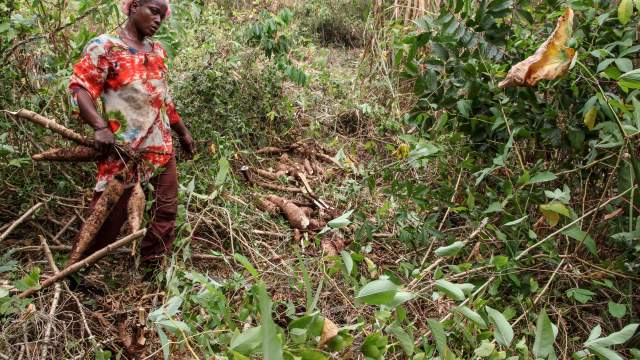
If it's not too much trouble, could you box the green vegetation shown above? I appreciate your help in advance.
[1,0,640,359]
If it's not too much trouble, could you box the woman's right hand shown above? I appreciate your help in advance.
[94,127,115,153]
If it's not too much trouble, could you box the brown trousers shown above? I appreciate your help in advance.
[84,156,178,262]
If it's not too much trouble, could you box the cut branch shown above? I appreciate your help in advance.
[19,229,146,298]
[0,202,44,242]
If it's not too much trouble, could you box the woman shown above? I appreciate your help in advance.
[68,0,194,265]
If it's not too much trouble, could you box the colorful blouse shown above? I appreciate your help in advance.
[69,33,181,192]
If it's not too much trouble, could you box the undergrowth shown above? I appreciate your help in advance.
[1,0,640,359]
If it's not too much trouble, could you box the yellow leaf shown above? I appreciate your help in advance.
[584,107,597,130]
[540,208,560,227]
[393,143,410,159]
[318,317,339,348]
[499,8,576,88]
[539,201,570,227]
[619,0,634,25]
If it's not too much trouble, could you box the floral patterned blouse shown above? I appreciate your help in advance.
[69,33,181,192]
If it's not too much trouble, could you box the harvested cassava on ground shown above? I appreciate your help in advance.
[32,145,99,162]
[266,194,310,230]
[127,182,145,232]
[300,207,313,217]
[321,234,352,256]
[308,218,326,230]
[257,198,278,213]
[303,158,314,175]
[67,177,125,265]
[253,168,282,180]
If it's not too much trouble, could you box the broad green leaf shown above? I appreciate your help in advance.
[434,241,465,257]
[619,0,634,24]
[327,209,354,229]
[486,306,514,347]
[484,201,504,214]
[434,279,465,301]
[589,344,624,360]
[566,288,595,304]
[386,291,415,308]
[608,301,627,319]
[427,319,451,357]
[562,226,597,256]
[157,326,170,360]
[539,201,570,227]
[356,278,399,305]
[361,332,387,360]
[587,325,602,342]
[526,171,557,185]
[230,326,263,354]
[454,306,487,329]
[215,157,230,186]
[0,288,8,298]
[386,324,414,356]
[234,253,260,278]
[584,107,597,130]
[156,319,191,334]
[15,268,41,292]
[475,339,495,357]
[619,69,640,89]
[533,309,556,359]
[587,323,639,347]
[340,251,353,275]
[299,350,328,360]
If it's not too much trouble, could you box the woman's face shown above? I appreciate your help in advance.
[129,0,168,37]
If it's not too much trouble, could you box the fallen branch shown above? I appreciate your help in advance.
[0,202,44,242]
[19,229,146,298]
[39,235,62,360]
[254,180,302,193]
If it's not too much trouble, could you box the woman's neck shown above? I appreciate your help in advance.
[121,21,149,51]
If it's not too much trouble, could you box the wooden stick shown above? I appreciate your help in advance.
[253,180,303,193]
[19,229,146,298]
[0,202,44,242]
[39,235,62,360]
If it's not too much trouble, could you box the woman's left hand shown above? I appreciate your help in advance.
[179,131,195,159]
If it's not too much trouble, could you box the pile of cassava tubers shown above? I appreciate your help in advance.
[247,140,353,255]
[8,109,144,267]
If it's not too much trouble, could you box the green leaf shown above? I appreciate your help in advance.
[486,306,514,347]
[587,323,639,347]
[230,326,263,355]
[356,278,399,305]
[526,171,557,185]
[215,157,230,186]
[457,100,472,118]
[562,226,597,256]
[157,326,170,360]
[619,0,634,24]
[234,253,260,278]
[608,301,627,319]
[533,309,556,359]
[386,324,414,356]
[361,332,387,360]
[589,344,624,360]
[619,69,640,89]
[453,306,487,329]
[15,268,41,292]
[255,282,283,360]
[299,350,328,360]
[340,251,353,275]
[434,279,465,301]
[434,241,465,257]
[484,201,504,214]
[427,319,451,357]
[539,201,570,227]
[566,288,595,304]
[474,339,495,357]
[386,291,415,308]
[327,209,354,229]
[504,215,528,227]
